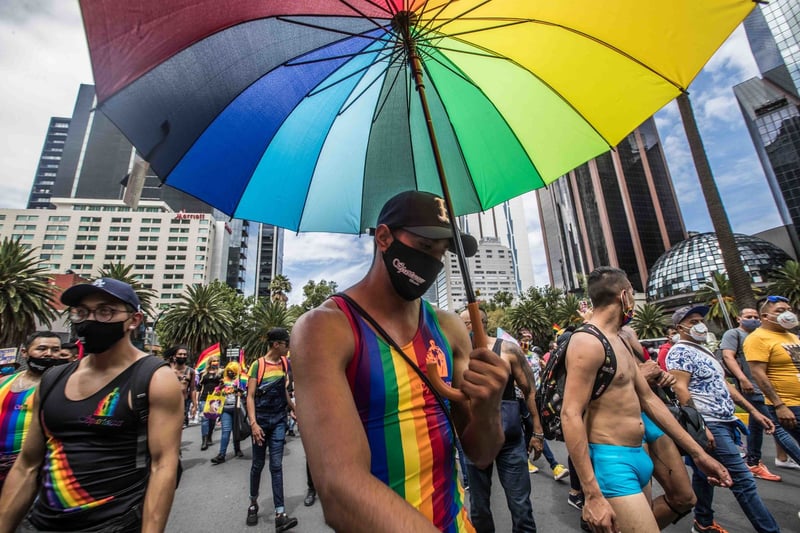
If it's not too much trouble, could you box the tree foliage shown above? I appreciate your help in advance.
[629,302,669,340]
[301,279,338,311]
[768,260,800,310]
[157,283,233,357]
[269,274,292,305]
[491,290,514,309]
[0,238,57,347]
[240,298,299,362]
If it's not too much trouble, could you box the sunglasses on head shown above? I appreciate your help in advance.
[766,295,789,303]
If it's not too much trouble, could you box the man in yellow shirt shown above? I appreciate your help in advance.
[744,295,800,468]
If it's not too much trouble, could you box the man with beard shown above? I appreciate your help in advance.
[0,278,183,533]
[291,191,510,532]
[0,332,68,492]
[168,345,197,428]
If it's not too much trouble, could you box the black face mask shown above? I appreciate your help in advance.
[75,320,127,354]
[382,238,443,301]
[175,358,187,365]
[27,357,70,374]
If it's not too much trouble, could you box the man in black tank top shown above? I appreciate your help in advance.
[460,309,542,533]
[0,278,184,533]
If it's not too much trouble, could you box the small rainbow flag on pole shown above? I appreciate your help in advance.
[195,342,221,374]
[552,323,565,336]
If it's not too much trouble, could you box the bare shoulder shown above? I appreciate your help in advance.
[148,364,183,398]
[291,299,355,368]
[564,328,606,369]
[433,307,471,352]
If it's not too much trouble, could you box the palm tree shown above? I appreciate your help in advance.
[157,283,234,356]
[695,271,738,330]
[96,262,157,317]
[630,302,668,340]
[240,298,298,362]
[768,260,800,309]
[269,274,292,305]
[506,297,550,350]
[676,93,756,310]
[0,238,58,347]
[555,294,582,327]
[491,290,514,309]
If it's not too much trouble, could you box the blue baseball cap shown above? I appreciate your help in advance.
[671,305,709,326]
[61,278,141,311]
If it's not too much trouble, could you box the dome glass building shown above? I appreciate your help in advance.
[646,232,791,305]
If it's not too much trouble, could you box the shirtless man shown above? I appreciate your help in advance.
[459,308,543,532]
[562,267,730,533]
[291,191,509,532]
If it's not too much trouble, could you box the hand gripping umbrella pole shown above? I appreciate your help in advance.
[395,12,486,404]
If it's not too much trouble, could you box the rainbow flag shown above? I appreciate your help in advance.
[238,350,249,389]
[195,343,221,373]
[496,328,519,345]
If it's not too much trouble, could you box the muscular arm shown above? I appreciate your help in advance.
[749,362,782,407]
[438,311,507,468]
[721,349,750,386]
[291,305,439,532]
[561,333,606,498]
[0,389,46,533]
[142,366,184,533]
[502,342,543,437]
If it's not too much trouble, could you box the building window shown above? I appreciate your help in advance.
[47,215,70,222]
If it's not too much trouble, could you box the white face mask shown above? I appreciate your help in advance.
[776,311,799,330]
[670,334,681,344]
[684,322,708,342]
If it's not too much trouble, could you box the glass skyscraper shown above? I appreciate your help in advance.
[734,1,800,256]
[537,118,686,293]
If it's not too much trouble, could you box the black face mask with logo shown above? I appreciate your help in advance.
[75,320,127,354]
[27,357,70,374]
[382,238,443,301]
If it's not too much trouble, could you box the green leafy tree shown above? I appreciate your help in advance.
[555,294,582,327]
[269,274,292,305]
[695,271,739,330]
[241,298,299,362]
[157,283,233,357]
[301,279,338,311]
[208,280,250,346]
[506,297,550,350]
[491,290,514,309]
[0,238,57,347]
[96,262,157,318]
[629,302,669,340]
[768,260,800,309]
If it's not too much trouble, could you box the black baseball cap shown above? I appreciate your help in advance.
[61,278,141,311]
[267,327,290,343]
[372,191,478,257]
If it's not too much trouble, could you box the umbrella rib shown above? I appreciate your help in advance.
[334,0,396,32]
[371,52,407,125]
[417,0,493,37]
[308,45,396,98]
[414,0,458,34]
[287,47,395,67]
[339,50,403,116]
[275,16,391,44]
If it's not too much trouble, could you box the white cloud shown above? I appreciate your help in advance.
[703,25,759,81]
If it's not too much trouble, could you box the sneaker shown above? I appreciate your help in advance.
[304,489,316,507]
[275,512,298,532]
[246,504,258,526]
[692,520,729,533]
[748,462,782,482]
[552,463,569,481]
[775,457,800,470]
[235,450,244,458]
[528,461,539,473]
[567,491,584,511]
[210,454,226,465]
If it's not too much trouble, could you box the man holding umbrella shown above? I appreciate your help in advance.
[291,191,510,532]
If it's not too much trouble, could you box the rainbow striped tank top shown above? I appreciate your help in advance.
[0,373,36,459]
[333,296,473,533]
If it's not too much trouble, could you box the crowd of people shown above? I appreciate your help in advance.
[0,191,798,532]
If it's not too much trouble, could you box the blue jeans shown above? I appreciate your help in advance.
[745,393,767,465]
[217,408,240,456]
[691,421,779,533]
[199,401,215,438]
[466,434,536,533]
[250,412,288,513]
[541,441,558,470]
[766,405,800,465]
[455,438,469,486]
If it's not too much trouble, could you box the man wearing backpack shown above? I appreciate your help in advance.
[0,278,184,533]
[561,267,732,533]
[245,327,297,531]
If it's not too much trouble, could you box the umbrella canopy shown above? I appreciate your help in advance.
[79,0,755,234]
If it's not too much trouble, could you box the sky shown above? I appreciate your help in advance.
[0,1,784,305]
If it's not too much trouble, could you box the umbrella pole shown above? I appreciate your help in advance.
[398,16,488,403]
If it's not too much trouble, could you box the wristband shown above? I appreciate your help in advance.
[773,403,786,409]
[532,432,544,439]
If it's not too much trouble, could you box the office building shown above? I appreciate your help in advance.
[536,118,687,293]
[1,199,231,310]
[27,118,71,209]
[734,3,800,256]
[255,224,285,300]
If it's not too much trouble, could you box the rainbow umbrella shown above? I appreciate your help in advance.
[79,1,755,374]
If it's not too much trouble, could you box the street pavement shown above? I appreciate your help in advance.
[167,422,800,532]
